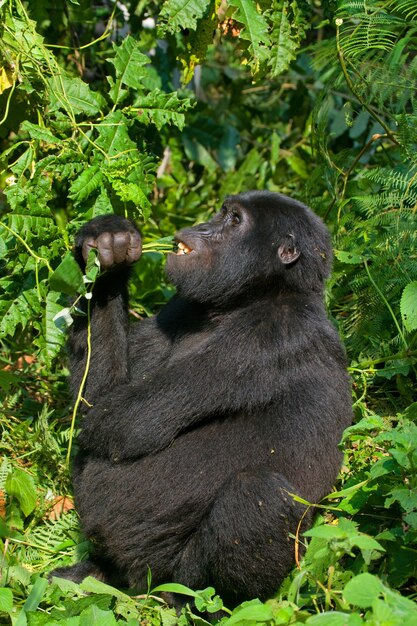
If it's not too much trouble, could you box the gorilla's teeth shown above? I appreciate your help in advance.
[177,242,192,255]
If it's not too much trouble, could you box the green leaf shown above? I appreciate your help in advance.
[0,289,40,338]
[0,235,7,258]
[306,612,363,625]
[159,0,210,33]
[44,291,68,359]
[228,0,271,73]
[22,577,48,612]
[304,524,346,539]
[92,188,113,217]
[351,535,385,552]
[48,75,106,116]
[49,253,85,296]
[334,250,364,264]
[79,605,117,626]
[96,110,137,157]
[269,2,301,76]
[152,582,198,597]
[325,480,368,500]
[20,121,62,144]
[226,599,274,624]
[68,165,103,203]
[107,35,150,104]
[400,281,417,331]
[0,588,13,614]
[132,90,192,131]
[80,576,131,601]
[343,573,383,608]
[6,466,37,517]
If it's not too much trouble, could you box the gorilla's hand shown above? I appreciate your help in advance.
[75,215,142,271]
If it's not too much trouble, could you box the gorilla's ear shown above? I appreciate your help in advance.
[278,235,300,265]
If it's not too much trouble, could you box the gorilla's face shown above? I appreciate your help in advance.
[165,191,331,304]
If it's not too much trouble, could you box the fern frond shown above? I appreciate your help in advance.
[388,0,417,20]
[337,1,405,59]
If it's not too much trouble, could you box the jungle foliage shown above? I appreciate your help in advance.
[0,0,416,624]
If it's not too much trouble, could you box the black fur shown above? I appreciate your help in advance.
[53,191,352,606]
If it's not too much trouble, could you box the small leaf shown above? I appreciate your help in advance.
[334,250,364,264]
[0,235,7,258]
[400,281,417,331]
[0,588,13,614]
[85,249,100,282]
[304,524,346,539]
[152,582,198,597]
[0,66,14,94]
[325,480,368,500]
[52,307,74,331]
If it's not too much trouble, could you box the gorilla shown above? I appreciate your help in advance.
[53,191,352,607]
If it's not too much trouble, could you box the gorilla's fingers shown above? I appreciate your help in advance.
[127,231,142,264]
[96,232,115,269]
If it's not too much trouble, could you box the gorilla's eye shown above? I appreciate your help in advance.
[229,211,241,225]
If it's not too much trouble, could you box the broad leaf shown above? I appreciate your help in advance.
[6,466,37,517]
[132,90,192,130]
[69,165,103,203]
[48,75,106,116]
[107,36,150,104]
[228,0,271,73]
[96,111,137,157]
[401,281,417,331]
[49,253,85,296]
[159,0,210,33]
[343,573,383,608]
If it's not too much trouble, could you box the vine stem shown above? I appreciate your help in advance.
[0,221,53,273]
[66,295,92,467]
[335,20,398,145]
[0,79,16,127]
[350,349,417,370]
[363,259,407,349]
[337,133,386,223]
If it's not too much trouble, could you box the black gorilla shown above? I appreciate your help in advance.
[54,191,352,605]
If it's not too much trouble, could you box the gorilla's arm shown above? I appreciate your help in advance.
[77,330,272,461]
[76,311,334,462]
[69,216,169,407]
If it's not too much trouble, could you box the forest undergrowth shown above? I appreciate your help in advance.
[0,1,416,624]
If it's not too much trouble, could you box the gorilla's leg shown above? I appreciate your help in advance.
[50,556,127,587]
[174,470,308,607]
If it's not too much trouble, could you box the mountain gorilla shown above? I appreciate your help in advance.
[53,191,352,606]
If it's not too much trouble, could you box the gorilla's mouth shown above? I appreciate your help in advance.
[175,240,193,255]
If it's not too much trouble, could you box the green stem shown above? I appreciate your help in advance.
[66,295,92,467]
[350,349,417,370]
[0,79,16,126]
[0,221,53,273]
[363,259,407,349]
[335,21,398,145]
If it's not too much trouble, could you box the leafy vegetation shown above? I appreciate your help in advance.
[0,0,416,624]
